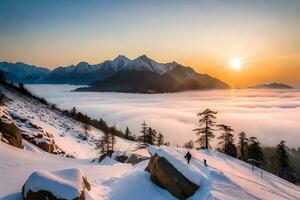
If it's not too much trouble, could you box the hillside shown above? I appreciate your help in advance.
[1,142,300,199]
[0,84,138,158]
[0,84,299,199]
[75,70,179,93]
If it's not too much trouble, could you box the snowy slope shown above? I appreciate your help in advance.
[149,146,300,200]
[1,141,300,200]
[0,141,136,200]
[1,85,139,158]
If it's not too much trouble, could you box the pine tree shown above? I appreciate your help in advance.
[193,108,217,149]
[156,132,164,146]
[139,121,148,148]
[273,141,289,178]
[238,131,248,161]
[248,137,264,166]
[145,127,157,145]
[125,126,131,139]
[217,124,237,157]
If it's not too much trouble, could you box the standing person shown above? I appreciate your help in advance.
[185,151,192,164]
[204,159,207,167]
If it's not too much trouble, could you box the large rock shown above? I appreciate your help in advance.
[22,168,90,200]
[127,154,148,165]
[0,108,23,148]
[115,153,148,165]
[146,153,199,200]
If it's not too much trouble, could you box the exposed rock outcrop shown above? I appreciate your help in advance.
[146,153,199,200]
[9,111,73,157]
[22,168,90,200]
[0,108,23,148]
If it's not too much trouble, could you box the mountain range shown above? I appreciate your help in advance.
[0,55,230,93]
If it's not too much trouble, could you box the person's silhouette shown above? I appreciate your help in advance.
[184,151,192,164]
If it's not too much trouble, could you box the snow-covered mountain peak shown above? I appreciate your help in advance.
[73,62,93,73]
[113,55,130,63]
[136,54,151,61]
[126,55,174,74]
[111,55,131,69]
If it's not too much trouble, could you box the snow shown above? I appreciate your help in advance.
[40,55,176,78]
[1,139,300,200]
[23,140,44,153]
[1,85,300,200]
[148,146,300,200]
[0,141,134,199]
[148,146,202,185]
[124,55,175,74]
[99,156,120,165]
[0,61,50,78]
[23,168,85,199]
[1,85,138,158]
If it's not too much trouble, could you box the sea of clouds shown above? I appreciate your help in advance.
[27,84,300,148]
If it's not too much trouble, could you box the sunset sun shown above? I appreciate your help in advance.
[1,0,300,198]
[229,58,242,70]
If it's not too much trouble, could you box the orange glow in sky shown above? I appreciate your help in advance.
[1,0,300,88]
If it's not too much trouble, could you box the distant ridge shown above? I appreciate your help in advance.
[249,82,293,89]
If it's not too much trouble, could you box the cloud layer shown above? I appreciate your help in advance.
[27,85,300,148]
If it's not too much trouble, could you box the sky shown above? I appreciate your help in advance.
[1,0,300,88]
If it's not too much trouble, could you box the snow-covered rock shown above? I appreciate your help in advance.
[146,152,199,199]
[22,168,90,200]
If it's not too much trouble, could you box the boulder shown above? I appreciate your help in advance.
[0,109,23,148]
[115,153,148,165]
[146,153,199,200]
[115,154,128,163]
[127,154,148,165]
[22,168,90,200]
[0,131,9,144]
[38,141,55,153]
